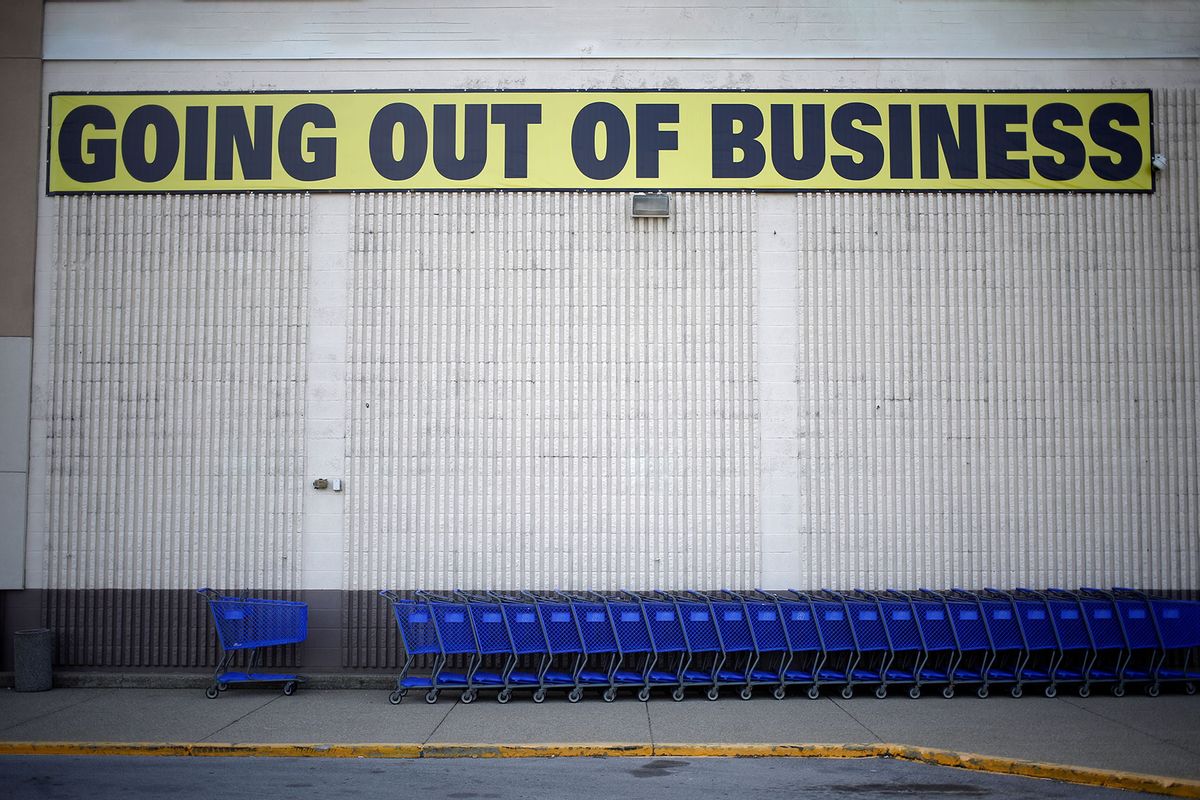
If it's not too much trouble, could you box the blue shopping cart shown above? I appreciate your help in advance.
[803,590,861,698]
[489,591,576,703]
[198,588,306,699]
[628,591,692,701]
[1149,595,1200,694]
[854,589,926,699]
[731,590,793,700]
[558,591,626,702]
[904,590,966,698]
[774,590,826,699]
[381,590,468,704]
[665,590,727,700]
[528,592,608,703]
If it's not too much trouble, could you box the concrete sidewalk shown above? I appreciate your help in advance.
[2,687,1198,782]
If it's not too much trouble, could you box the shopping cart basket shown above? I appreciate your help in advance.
[198,588,306,699]
[381,590,468,704]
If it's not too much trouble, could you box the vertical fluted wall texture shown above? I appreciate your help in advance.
[45,194,308,665]
[796,88,1199,590]
[347,192,759,593]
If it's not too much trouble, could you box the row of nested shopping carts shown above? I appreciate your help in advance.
[380,588,1200,704]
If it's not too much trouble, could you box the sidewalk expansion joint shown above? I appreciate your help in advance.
[829,697,883,742]
[2,741,1198,798]
[1060,697,1200,759]
[198,694,282,743]
[421,696,459,746]
[0,689,115,735]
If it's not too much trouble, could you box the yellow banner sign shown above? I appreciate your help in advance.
[48,90,1153,194]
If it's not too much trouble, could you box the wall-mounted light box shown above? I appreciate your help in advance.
[630,193,672,218]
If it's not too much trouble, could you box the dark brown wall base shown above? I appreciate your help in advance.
[3,587,1198,672]
[0,589,378,671]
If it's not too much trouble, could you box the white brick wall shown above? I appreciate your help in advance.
[345,192,759,591]
[38,195,307,591]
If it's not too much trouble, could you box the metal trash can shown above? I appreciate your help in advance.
[14,628,53,692]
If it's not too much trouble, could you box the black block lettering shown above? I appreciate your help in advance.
[121,105,180,183]
[635,104,679,179]
[830,103,884,181]
[491,104,542,179]
[215,106,272,181]
[278,103,336,181]
[571,102,630,180]
[433,104,487,181]
[711,104,764,179]
[369,103,428,181]
[1089,103,1142,182]
[1031,103,1085,182]
[984,104,1029,180]
[772,104,826,181]
[58,104,117,183]
[184,107,209,181]
[919,104,978,180]
[888,104,913,180]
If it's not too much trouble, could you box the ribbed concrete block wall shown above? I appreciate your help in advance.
[347,192,759,593]
[790,88,1199,591]
[43,194,308,665]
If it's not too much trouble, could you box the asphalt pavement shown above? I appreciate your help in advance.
[0,754,1168,800]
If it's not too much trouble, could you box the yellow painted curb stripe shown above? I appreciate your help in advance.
[1,741,1198,797]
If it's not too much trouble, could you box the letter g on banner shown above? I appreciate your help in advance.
[59,105,118,183]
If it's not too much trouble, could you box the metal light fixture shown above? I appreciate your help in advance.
[630,193,672,218]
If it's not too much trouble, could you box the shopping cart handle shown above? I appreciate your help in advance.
[379,589,402,602]
[196,588,220,600]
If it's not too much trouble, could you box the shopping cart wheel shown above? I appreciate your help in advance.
[773,686,786,701]
[205,685,220,700]
[568,688,583,704]
[1010,686,1023,699]
[497,689,513,704]
[217,683,228,692]
[908,686,921,700]
[602,688,617,703]
[1147,684,1160,698]
[942,686,955,699]
[637,687,651,702]
[806,685,820,700]
[461,689,477,704]
[840,686,853,700]
[1077,685,1090,698]
[1186,683,1196,696]
[874,686,887,700]
[672,687,686,702]
[739,687,753,701]
[1043,685,1057,699]
[533,688,547,704]
[706,688,719,701]
[424,689,439,704]
[282,681,297,696]
[1112,685,1125,698]
[388,689,404,705]
[976,686,989,699]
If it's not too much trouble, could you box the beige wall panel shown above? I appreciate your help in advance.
[42,195,308,591]
[347,192,758,591]
[43,1,1200,61]
[0,59,42,337]
[0,0,42,59]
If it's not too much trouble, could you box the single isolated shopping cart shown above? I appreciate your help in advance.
[198,588,307,699]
